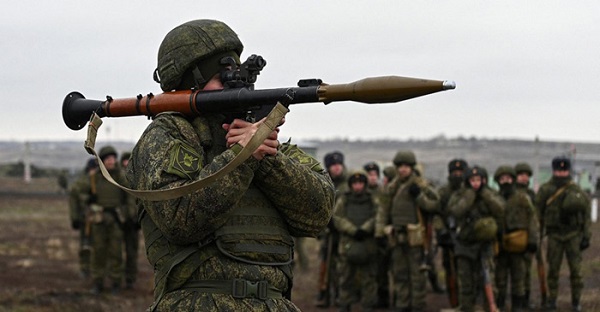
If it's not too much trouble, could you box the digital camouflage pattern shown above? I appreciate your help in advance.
[126,112,334,311]
[495,183,538,310]
[332,190,379,310]
[447,187,505,312]
[535,176,591,306]
[375,172,440,311]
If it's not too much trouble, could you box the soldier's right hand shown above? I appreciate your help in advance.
[580,237,590,250]
[71,220,81,230]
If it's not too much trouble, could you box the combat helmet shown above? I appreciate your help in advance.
[514,162,533,176]
[154,19,244,92]
[393,150,416,167]
[493,165,516,183]
[363,162,380,176]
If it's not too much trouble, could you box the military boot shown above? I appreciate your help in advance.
[315,290,330,308]
[338,305,350,312]
[544,300,557,311]
[111,280,121,295]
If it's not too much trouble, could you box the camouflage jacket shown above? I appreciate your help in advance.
[127,113,335,311]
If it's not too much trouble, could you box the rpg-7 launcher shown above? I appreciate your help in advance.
[62,54,455,130]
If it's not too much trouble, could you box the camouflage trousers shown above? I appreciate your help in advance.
[546,232,584,303]
[90,213,123,283]
[336,256,378,309]
[390,244,426,311]
[456,255,496,312]
[495,250,527,305]
[78,224,92,274]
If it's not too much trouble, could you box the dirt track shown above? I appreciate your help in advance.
[1,184,599,311]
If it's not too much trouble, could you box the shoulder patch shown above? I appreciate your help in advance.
[280,143,324,172]
[166,140,202,179]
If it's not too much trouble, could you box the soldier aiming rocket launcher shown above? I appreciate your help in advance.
[62,54,456,131]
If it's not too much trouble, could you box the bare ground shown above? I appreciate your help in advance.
[1,177,599,311]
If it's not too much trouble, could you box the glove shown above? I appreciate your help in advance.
[87,194,97,204]
[580,237,590,251]
[408,183,421,198]
[354,229,370,241]
[71,220,81,230]
[526,242,538,253]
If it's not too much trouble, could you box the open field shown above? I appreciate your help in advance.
[1,177,599,311]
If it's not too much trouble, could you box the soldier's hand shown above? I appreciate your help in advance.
[223,118,280,160]
[71,220,81,230]
[354,229,370,241]
[408,183,421,198]
[580,237,590,251]
[526,242,537,253]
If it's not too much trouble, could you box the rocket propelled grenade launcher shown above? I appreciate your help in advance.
[63,55,455,130]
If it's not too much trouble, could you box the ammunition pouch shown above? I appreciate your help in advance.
[343,239,377,265]
[406,223,426,247]
[502,229,528,253]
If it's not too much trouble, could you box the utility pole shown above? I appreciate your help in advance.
[24,141,31,184]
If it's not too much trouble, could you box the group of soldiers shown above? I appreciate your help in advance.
[68,146,141,295]
[314,150,592,312]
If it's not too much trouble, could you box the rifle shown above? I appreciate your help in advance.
[537,219,548,306]
[62,55,455,130]
[316,230,334,307]
[446,216,459,307]
[481,243,498,312]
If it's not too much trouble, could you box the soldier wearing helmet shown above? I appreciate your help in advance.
[332,170,380,312]
[535,157,591,312]
[435,158,468,307]
[447,166,505,312]
[513,162,537,308]
[75,145,129,294]
[375,150,440,312]
[126,20,335,311]
[493,165,538,311]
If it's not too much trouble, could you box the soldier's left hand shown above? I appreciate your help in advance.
[408,183,421,198]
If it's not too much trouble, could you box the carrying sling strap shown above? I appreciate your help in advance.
[83,103,289,201]
[545,181,575,206]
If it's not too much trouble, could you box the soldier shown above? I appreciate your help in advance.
[447,166,505,312]
[333,170,379,312]
[375,150,440,312]
[536,157,591,312]
[514,162,537,308]
[68,157,98,279]
[126,19,335,311]
[493,166,538,312]
[436,158,468,308]
[77,146,128,294]
[315,151,348,308]
[120,151,139,289]
[363,161,390,308]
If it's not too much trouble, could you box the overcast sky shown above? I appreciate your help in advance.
[1,0,599,144]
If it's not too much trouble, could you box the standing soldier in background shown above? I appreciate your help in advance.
[363,161,390,308]
[69,158,98,279]
[316,151,348,308]
[78,146,128,294]
[333,170,380,312]
[436,158,468,308]
[447,166,505,312]
[536,157,591,312]
[514,162,539,308]
[120,151,139,289]
[493,166,538,312]
[376,150,440,312]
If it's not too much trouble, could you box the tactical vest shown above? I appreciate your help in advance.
[390,181,418,227]
[93,170,126,208]
[345,193,376,227]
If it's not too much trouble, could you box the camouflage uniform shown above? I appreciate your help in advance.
[514,162,537,307]
[436,159,468,308]
[77,151,128,293]
[375,151,440,312]
[127,112,335,311]
[68,158,97,278]
[447,167,505,312]
[333,172,379,312]
[493,166,538,311]
[535,157,591,311]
